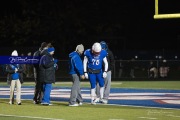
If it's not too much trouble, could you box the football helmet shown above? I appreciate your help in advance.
[92,42,102,56]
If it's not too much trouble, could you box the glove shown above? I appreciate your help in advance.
[15,68,18,73]
[54,59,58,63]
[80,75,85,80]
[103,72,107,78]
[84,73,88,79]
[54,63,58,70]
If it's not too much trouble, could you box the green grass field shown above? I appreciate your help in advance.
[0,81,180,120]
[2,80,179,89]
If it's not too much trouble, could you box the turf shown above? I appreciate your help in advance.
[11,81,180,89]
[1,99,180,120]
[0,81,180,120]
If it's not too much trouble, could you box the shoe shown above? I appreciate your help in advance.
[91,99,96,105]
[78,102,83,106]
[33,101,40,104]
[94,98,100,103]
[103,100,108,104]
[69,104,79,107]
[41,102,49,106]
[100,99,108,104]
[17,102,22,105]
[9,101,12,105]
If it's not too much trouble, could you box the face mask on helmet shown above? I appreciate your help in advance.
[92,51,100,56]
[92,42,102,56]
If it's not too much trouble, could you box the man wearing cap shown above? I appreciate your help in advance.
[96,41,115,104]
[39,46,56,105]
[68,44,85,106]
[6,50,24,105]
[83,42,108,105]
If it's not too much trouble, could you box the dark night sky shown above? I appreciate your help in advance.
[0,0,180,59]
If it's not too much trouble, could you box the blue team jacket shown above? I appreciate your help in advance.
[68,51,84,75]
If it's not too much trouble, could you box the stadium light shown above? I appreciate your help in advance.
[135,55,138,59]
[158,56,162,59]
[175,56,178,59]
[155,55,158,59]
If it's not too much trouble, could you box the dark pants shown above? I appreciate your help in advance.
[33,81,43,103]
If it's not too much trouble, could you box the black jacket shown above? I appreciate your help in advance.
[39,53,55,84]
[33,48,43,81]
[33,49,41,70]
[106,49,115,72]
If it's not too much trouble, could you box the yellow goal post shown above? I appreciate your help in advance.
[154,0,180,19]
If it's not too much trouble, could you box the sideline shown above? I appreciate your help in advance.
[1,85,180,109]
[0,114,64,120]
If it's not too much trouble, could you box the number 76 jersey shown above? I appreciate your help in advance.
[84,49,107,70]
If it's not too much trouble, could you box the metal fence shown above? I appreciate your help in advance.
[113,60,180,80]
[53,59,180,80]
[1,60,180,80]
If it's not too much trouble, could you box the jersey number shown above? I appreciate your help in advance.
[92,59,100,65]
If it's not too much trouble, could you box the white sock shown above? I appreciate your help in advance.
[100,87,104,99]
[91,88,96,101]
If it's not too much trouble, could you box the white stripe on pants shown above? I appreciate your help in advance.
[10,79,21,103]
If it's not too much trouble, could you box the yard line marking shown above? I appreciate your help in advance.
[0,114,64,120]
[167,114,180,117]
[139,117,157,119]
[98,103,180,110]
[109,119,125,120]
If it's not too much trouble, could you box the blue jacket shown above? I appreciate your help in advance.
[68,51,84,75]
[6,64,24,83]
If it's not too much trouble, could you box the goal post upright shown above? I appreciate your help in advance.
[153,0,180,19]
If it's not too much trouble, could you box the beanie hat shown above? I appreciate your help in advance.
[11,50,18,56]
[47,47,55,53]
[76,44,84,53]
[100,41,108,50]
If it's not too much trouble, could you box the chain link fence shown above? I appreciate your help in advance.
[113,60,180,80]
[1,60,180,80]
[53,59,180,80]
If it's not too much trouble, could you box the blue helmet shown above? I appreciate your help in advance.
[100,41,108,50]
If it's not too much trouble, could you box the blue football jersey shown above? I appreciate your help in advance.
[84,49,107,70]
